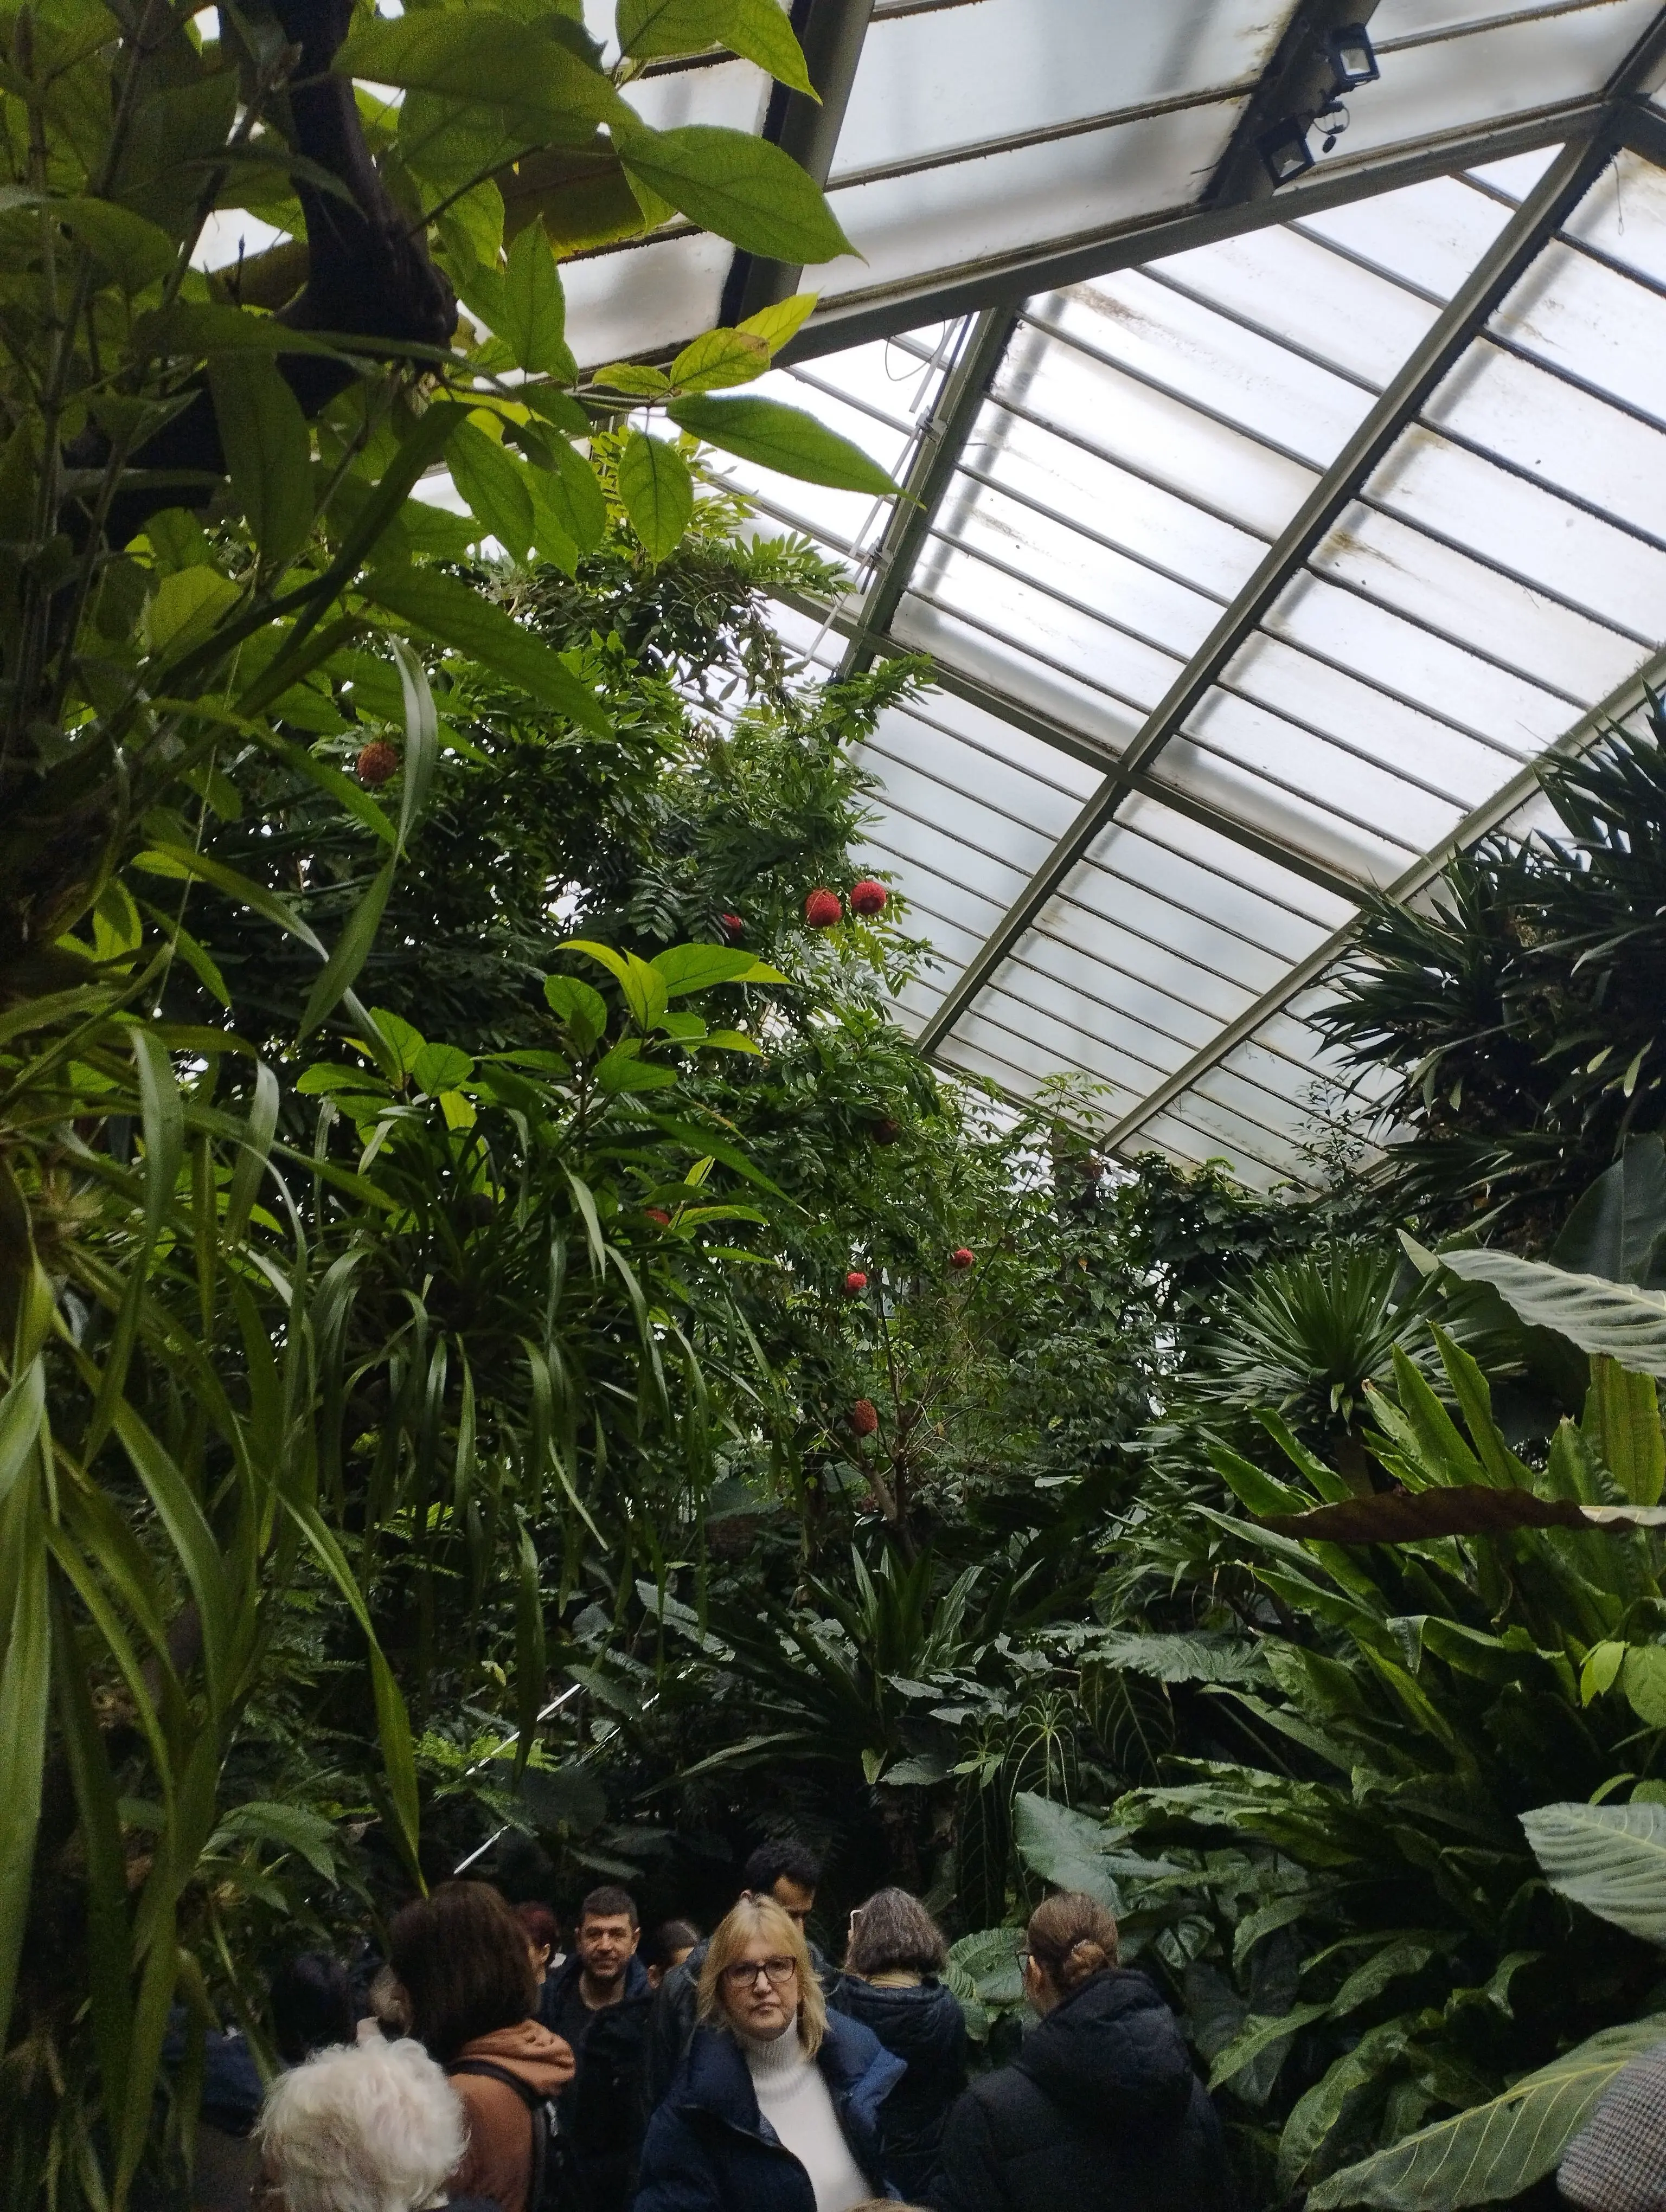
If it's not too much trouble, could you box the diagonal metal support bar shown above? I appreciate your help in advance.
[837,304,1021,676]
[1100,639,1666,1159]
[1206,0,1383,211]
[722,0,875,326]
[913,127,1623,1059]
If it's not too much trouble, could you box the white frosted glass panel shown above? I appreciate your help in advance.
[863,727,1085,843]
[1118,793,1357,931]
[1493,241,1666,427]
[1065,861,1293,992]
[862,749,1065,876]
[881,687,1104,803]
[1175,1081,1316,1167]
[1311,502,1638,703]
[995,333,1316,539]
[1295,173,1513,300]
[1139,1101,1297,1180]
[1369,429,1666,640]
[786,339,952,437]
[1463,147,1564,198]
[927,490,1220,665]
[1223,631,1521,798]
[620,59,769,133]
[856,847,998,954]
[1180,689,1462,845]
[1151,224,1438,388]
[1332,2,1658,160]
[985,973,1187,1082]
[833,0,1281,178]
[1026,908,1251,1027]
[1153,735,1427,886]
[862,804,1027,912]
[967,403,1266,603]
[810,105,1242,305]
[949,1013,1127,1101]
[1428,344,1666,542]
[1035,273,1374,467]
[935,1033,1054,1106]
[972,987,1174,1094]
[999,950,1218,1055]
[1211,1037,1338,1119]
[1265,571,1570,751]
[1377,0,1594,35]
[562,232,729,372]
[892,594,1148,755]
[1564,150,1666,291]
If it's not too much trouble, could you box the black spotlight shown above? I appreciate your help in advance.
[1328,23,1380,89]
[1259,117,1315,189]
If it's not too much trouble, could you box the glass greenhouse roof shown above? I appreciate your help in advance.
[560,1,1666,1189]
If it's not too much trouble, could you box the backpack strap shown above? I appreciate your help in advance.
[445,2060,549,2209]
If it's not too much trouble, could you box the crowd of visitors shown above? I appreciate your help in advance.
[228,1842,1258,2212]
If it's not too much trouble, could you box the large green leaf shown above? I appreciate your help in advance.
[618,0,814,91]
[336,10,627,132]
[1521,1801,1666,1944]
[208,355,312,572]
[502,220,575,380]
[1440,1250,1666,1378]
[668,394,896,493]
[617,430,693,563]
[1553,1136,1666,1286]
[616,123,853,263]
[1011,1791,1122,1911]
[1309,2016,1666,2210]
[448,421,536,562]
[364,568,607,733]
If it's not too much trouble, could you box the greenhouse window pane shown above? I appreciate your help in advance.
[996,950,1219,1057]
[808,104,1242,306]
[971,985,1176,1094]
[891,591,1150,757]
[861,802,1028,916]
[1563,148,1666,291]
[1115,793,1357,935]
[1152,730,1434,888]
[1026,903,1255,1030]
[1366,429,1666,642]
[861,748,1073,879]
[1491,239,1666,430]
[1177,690,1465,846]
[563,232,730,375]
[1150,223,1440,388]
[1293,172,1516,300]
[871,683,1105,802]
[830,0,1281,181]
[1310,501,1640,703]
[618,56,769,133]
[1264,570,1575,752]
[1030,273,1376,469]
[992,330,1318,541]
[1426,342,1666,543]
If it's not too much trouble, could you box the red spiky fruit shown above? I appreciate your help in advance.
[872,1116,900,1147]
[950,1246,975,1269]
[844,1270,868,1295]
[356,738,399,787]
[850,1398,879,1438]
[721,912,744,935]
[804,888,842,929]
[850,878,887,916]
[645,1207,671,1227]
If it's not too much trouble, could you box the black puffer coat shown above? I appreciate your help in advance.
[929,1970,1234,2212]
[830,1976,967,2200]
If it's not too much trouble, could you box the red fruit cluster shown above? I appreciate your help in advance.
[804,888,842,929]
[844,1270,868,1295]
[644,1207,671,1227]
[850,1398,879,1438]
[720,912,744,936]
[950,1246,975,1269]
[850,878,888,916]
[356,739,399,788]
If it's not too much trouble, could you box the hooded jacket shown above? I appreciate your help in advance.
[633,2010,904,2212]
[929,1970,1234,2212]
[830,1975,967,2200]
[446,2020,575,2212]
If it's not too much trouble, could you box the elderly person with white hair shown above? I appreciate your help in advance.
[254,2036,494,2212]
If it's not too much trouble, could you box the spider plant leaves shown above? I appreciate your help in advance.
[1308,2015,1666,2210]
[1521,1801,1666,1946]
[0,1470,50,2056]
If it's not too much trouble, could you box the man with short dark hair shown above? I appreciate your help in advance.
[539,1886,652,2212]
[644,1837,830,2103]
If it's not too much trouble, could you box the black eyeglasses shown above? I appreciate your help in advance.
[1014,1948,1032,1971]
[722,1956,797,1991]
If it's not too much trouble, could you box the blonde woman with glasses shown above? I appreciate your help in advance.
[634,1896,903,2212]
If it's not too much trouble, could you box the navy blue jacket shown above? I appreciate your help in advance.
[634,2011,904,2212]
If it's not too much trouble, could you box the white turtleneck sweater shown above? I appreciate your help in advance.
[741,2022,871,2212]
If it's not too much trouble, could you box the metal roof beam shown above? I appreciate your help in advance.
[721,0,875,326]
[1205,0,1383,211]
[1100,640,1666,1158]
[912,126,1622,1059]
[836,304,1021,675]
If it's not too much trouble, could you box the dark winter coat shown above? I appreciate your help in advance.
[830,1975,967,2200]
[633,2010,904,2212]
[537,1956,654,2212]
[929,1970,1234,2212]
[645,1938,834,2106]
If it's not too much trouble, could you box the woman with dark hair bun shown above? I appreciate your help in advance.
[930,1893,1233,2212]
[832,1889,965,2201]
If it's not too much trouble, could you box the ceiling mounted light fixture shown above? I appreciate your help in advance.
[1259,117,1315,188]
[1327,23,1380,90]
